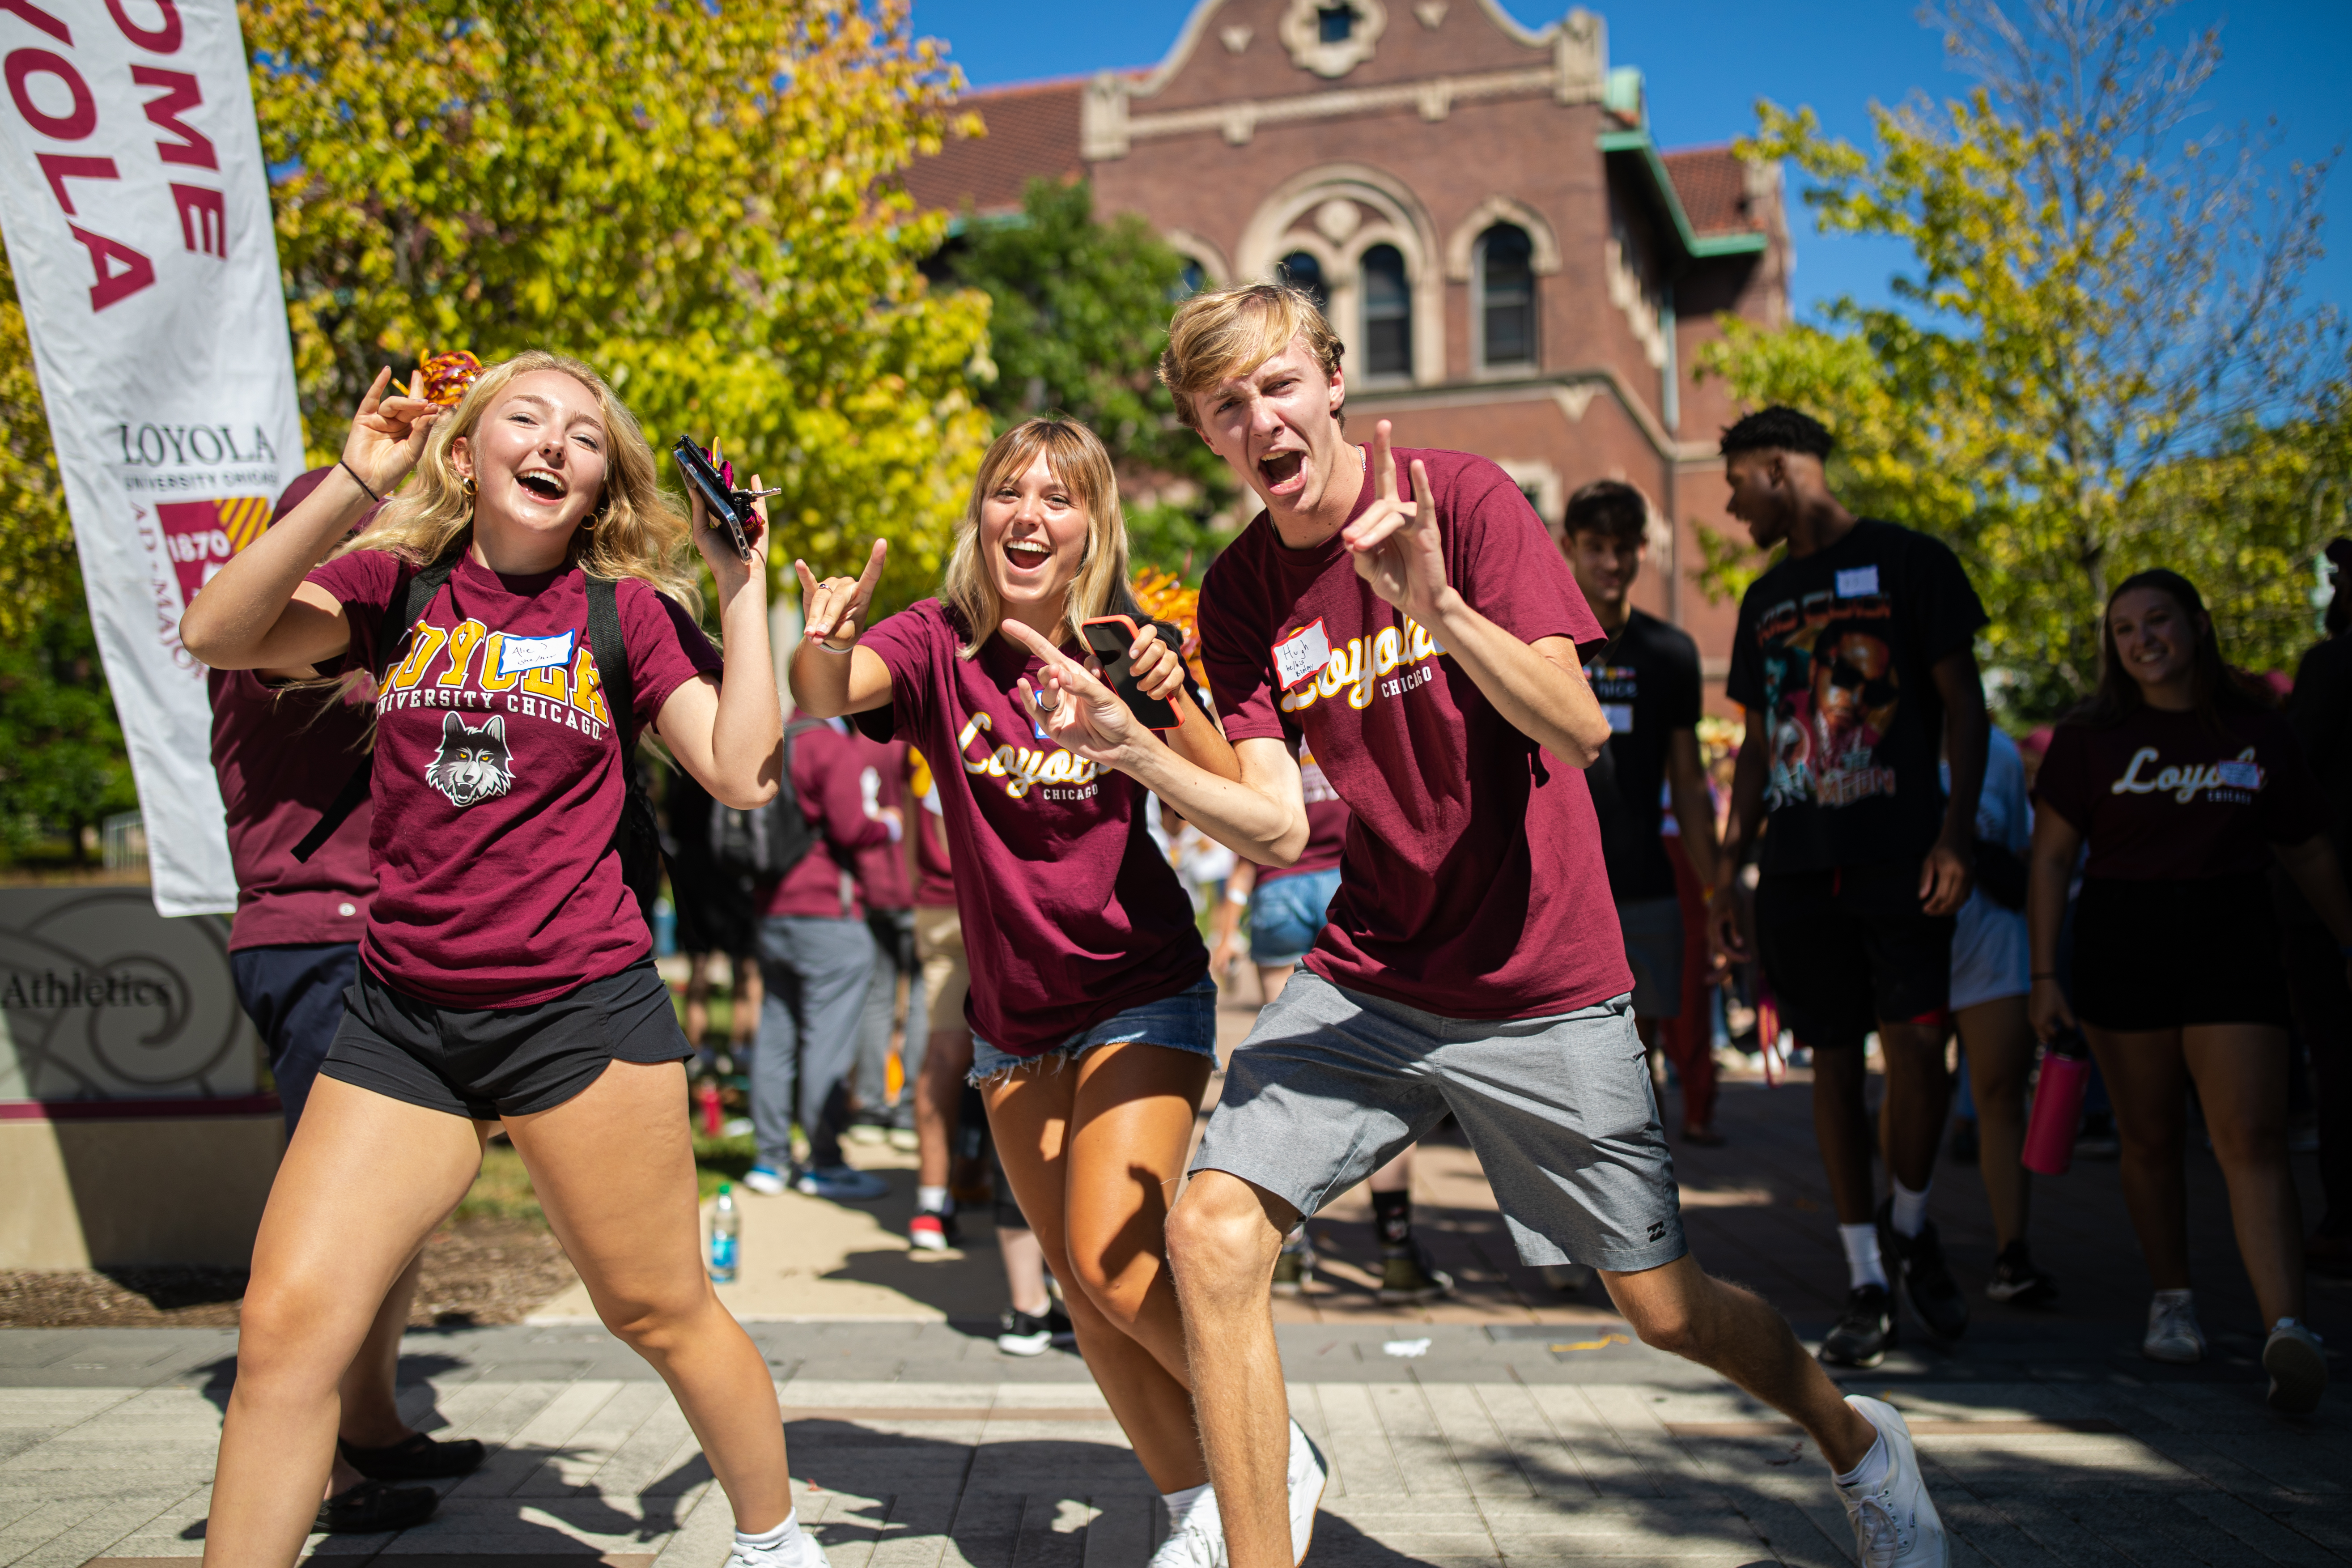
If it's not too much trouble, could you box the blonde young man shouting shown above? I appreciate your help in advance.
[1004,284,1950,1568]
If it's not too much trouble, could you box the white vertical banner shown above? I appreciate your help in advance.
[0,0,301,916]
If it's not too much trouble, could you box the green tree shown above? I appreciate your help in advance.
[0,605,137,863]
[0,249,77,646]
[246,0,994,607]
[1700,0,2345,715]
[945,177,1236,581]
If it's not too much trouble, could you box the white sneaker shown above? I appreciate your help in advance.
[2263,1319,2327,1414]
[1147,1502,1227,1568]
[726,1525,830,1568]
[1837,1396,1947,1568]
[742,1164,787,1197]
[2143,1292,2206,1364]
[1285,1417,1325,1564]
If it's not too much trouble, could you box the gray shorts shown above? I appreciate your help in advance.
[1617,895,1686,1020]
[1191,971,1687,1272]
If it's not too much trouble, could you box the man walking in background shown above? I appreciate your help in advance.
[1564,479,1725,1145]
[1709,407,1990,1369]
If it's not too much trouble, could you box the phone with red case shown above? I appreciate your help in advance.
[1080,615,1183,731]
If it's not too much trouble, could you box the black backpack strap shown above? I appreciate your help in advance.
[291,550,460,863]
[587,576,667,920]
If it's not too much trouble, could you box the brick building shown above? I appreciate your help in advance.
[905,0,1792,692]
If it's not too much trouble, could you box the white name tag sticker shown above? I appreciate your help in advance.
[498,629,576,677]
[1272,618,1333,691]
[1834,565,1880,599]
[1603,702,1635,734]
[2218,760,2261,790]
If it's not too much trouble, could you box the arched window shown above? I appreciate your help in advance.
[1478,224,1536,368]
[1278,251,1327,314]
[1361,244,1411,378]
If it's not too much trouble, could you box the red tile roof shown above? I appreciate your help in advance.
[1662,146,1761,235]
[902,79,1087,217]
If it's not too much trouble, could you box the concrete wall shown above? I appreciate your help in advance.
[1,1111,280,1268]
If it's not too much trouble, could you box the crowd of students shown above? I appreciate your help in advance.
[181,283,2352,1568]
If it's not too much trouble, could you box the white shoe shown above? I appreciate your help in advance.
[726,1525,830,1568]
[1837,1396,1947,1568]
[2143,1292,2206,1364]
[742,1164,787,1197]
[2263,1319,2327,1414]
[1285,1417,1325,1564]
[1148,1500,1227,1568]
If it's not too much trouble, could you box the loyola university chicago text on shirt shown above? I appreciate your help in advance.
[1275,614,1446,715]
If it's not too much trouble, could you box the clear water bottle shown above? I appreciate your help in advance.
[708,1181,740,1283]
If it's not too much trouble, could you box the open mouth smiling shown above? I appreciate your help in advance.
[1003,538,1053,572]
[514,470,566,501]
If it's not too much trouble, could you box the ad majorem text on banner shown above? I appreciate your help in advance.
[0,0,303,915]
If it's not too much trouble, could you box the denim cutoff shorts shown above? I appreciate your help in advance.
[969,973,1219,1084]
[1249,868,1341,967]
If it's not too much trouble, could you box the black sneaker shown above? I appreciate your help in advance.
[1819,1285,1895,1368]
[1879,1200,1970,1341]
[338,1431,486,1481]
[315,1477,437,1534]
[998,1304,1075,1356]
[1984,1241,2058,1306]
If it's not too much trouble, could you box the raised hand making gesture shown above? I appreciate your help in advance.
[682,440,772,597]
[796,540,888,652]
[1340,420,1449,625]
[341,365,447,500]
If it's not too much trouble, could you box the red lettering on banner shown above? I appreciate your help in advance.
[67,223,154,310]
[103,0,178,53]
[169,183,222,257]
[0,0,71,47]
[36,151,116,213]
[5,47,93,137]
[130,66,212,167]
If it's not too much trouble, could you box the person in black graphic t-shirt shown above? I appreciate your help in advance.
[1710,408,1991,1371]
[1563,480,1724,1144]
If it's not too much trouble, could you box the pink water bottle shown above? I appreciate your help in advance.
[2021,1027,2092,1176]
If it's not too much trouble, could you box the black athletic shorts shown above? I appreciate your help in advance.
[2071,875,2289,1031]
[320,959,692,1119]
[1755,865,1955,1051]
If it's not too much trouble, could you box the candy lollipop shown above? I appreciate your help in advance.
[418,350,485,408]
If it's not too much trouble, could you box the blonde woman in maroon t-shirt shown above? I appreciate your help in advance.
[182,357,821,1568]
[790,418,1246,1568]
[2029,568,2352,1414]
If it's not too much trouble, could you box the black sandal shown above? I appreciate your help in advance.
[338,1431,488,1481]
[315,1478,437,1534]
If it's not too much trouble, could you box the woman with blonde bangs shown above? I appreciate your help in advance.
[181,358,826,1568]
[791,417,1250,1568]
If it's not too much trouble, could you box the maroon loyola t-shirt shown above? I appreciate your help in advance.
[2034,704,2327,880]
[1199,446,1630,1019]
[852,599,1207,1055]
[209,668,377,950]
[308,549,722,1007]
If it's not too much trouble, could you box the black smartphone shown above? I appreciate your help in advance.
[670,437,767,561]
[1081,615,1183,731]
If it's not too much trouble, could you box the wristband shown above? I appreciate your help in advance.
[339,458,380,505]
[1226,881,1250,905]
[812,637,854,655]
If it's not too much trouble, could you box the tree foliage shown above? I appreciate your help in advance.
[0,249,78,646]
[246,0,994,606]
[944,178,1236,582]
[0,605,137,863]
[1701,0,2346,715]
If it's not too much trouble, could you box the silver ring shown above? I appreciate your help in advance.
[1036,689,1062,714]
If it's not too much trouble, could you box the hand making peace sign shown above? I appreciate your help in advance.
[1339,419,1449,624]
[795,540,889,651]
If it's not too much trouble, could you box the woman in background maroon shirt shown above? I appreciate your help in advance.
[2028,569,2352,1415]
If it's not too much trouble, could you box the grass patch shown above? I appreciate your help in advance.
[449,1133,759,1225]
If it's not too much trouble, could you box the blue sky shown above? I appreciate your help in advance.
[909,0,2351,323]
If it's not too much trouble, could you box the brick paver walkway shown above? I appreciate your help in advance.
[4,1053,2346,1566]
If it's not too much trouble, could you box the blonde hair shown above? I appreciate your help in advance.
[336,350,701,613]
[1158,281,1345,432]
[940,418,1138,658]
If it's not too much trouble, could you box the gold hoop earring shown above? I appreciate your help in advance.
[460,474,476,497]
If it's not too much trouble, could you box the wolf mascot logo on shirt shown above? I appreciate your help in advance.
[427,712,516,807]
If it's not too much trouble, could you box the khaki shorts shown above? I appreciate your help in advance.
[914,903,968,1032]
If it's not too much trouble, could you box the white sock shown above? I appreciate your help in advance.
[1834,1431,1889,1492]
[1161,1482,1215,1530]
[916,1186,948,1214]
[1889,1178,1929,1238]
[1840,1223,1888,1291]
[734,1511,806,1558]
